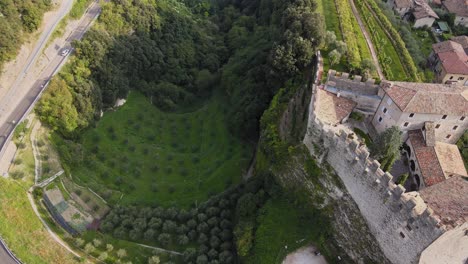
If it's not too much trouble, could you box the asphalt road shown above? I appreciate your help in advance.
[0,2,101,156]
[0,2,101,263]
[0,239,18,264]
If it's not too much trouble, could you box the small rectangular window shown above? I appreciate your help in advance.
[458,77,465,80]
[453,126,458,130]
[450,76,454,80]
[378,117,383,122]
[409,113,414,118]
[406,225,412,231]
[383,108,388,113]
[461,116,465,121]
[436,124,441,129]
[404,122,409,127]
[442,115,447,119]
[400,232,406,238]
[446,134,451,139]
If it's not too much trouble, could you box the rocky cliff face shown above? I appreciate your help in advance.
[257,72,390,263]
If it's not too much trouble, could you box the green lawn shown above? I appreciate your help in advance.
[319,0,343,41]
[67,92,252,207]
[245,197,331,264]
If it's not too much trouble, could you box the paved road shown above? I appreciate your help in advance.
[0,2,101,159]
[0,2,101,263]
[0,239,19,264]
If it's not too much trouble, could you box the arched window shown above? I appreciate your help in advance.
[410,160,416,171]
[415,174,421,189]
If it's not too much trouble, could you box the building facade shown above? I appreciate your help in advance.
[371,82,468,144]
[430,38,468,85]
[442,0,468,27]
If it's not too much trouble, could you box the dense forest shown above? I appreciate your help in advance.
[0,0,51,71]
[37,0,325,140]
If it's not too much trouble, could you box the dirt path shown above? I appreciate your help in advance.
[30,121,42,184]
[348,0,385,80]
[137,243,182,255]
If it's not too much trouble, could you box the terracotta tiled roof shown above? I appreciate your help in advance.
[383,81,468,116]
[419,175,468,228]
[442,0,468,17]
[434,142,468,177]
[432,40,468,75]
[408,130,446,187]
[314,89,356,125]
[451,35,468,50]
[413,0,439,19]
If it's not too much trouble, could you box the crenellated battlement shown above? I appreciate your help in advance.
[305,110,446,264]
[327,70,379,95]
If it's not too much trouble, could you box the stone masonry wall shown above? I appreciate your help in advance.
[304,110,446,264]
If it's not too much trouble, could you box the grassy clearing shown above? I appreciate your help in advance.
[9,119,36,180]
[0,178,78,263]
[319,0,342,41]
[245,197,330,264]
[64,92,252,207]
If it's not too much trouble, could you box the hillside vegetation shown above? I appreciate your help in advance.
[33,0,327,262]
[0,0,51,71]
[58,92,252,207]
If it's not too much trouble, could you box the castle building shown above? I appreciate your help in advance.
[371,81,468,144]
[405,127,467,190]
[310,67,468,264]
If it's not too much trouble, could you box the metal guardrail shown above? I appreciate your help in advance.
[0,237,22,264]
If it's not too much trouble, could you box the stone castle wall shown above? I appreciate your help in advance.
[303,82,446,264]
[327,70,379,95]
[325,71,381,114]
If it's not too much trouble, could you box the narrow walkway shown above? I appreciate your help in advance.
[137,243,182,255]
[349,0,385,80]
[30,121,41,184]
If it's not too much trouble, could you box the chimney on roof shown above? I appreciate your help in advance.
[424,122,435,147]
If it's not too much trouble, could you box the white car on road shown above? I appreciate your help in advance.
[60,48,70,56]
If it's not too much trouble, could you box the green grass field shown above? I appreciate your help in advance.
[245,197,330,264]
[68,92,252,207]
[318,0,342,41]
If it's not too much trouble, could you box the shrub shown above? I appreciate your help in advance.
[13,158,23,165]
[75,189,82,196]
[236,193,256,217]
[84,243,95,254]
[158,233,171,247]
[396,173,409,186]
[75,238,85,248]
[98,252,108,261]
